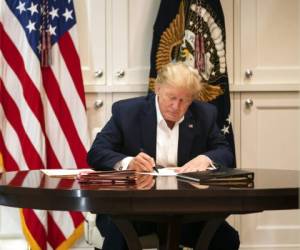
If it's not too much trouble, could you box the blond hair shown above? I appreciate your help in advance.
[155,62,223,101]
[155,62,203,99]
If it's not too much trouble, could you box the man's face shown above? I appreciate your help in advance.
[155,84,193,123]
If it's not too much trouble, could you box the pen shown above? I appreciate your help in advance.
[207,162,221,171]
[140,148,157,172]
[207,163,217,170]
[153,166,159,173]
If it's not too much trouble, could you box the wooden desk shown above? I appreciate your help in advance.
[0,169,298,250]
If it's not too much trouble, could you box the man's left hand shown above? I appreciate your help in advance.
[176,155,211,173]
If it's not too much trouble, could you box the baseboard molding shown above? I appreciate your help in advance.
[240,244,300,250]
[0,239,28,250]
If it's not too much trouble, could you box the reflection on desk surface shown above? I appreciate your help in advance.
[0,168,299,191]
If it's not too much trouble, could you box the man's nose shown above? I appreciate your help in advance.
[171,100,181,110]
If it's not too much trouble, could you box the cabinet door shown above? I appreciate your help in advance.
[241,92,300,169]
[240,209,300,250]
[86,93,107,141]
[75,0,106,86]
[240,0,300,84]
[107,0,160,86]
[240,92,300,249]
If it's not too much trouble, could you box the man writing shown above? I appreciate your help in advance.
[87,62,239,250]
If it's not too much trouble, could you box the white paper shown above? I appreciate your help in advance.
[143,167,178,176]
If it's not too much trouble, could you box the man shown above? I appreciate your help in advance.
[87,62,239,250]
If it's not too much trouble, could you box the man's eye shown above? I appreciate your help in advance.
[167,95,176,101]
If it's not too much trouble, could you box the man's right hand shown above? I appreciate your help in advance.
[128,152,155,172]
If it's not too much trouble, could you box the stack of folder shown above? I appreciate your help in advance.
[77,170,138,185]
[177,167,254,188]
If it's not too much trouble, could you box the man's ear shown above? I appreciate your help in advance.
[154,84,160,95]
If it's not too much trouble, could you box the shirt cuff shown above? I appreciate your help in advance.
[113,156,133,170]
[201,155,215,169]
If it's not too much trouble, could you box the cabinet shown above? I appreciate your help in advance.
[74,0,106,86]
[237,93,300,249]
[234,1,300,248]
[85,93,107,140]
[240,92,300,170]
[75,0,160,89]
[238,0,300,85]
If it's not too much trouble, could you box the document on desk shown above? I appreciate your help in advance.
[144,167,178,176]
[41,168,93,177]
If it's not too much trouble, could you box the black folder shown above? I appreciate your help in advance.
[177,167,254,186]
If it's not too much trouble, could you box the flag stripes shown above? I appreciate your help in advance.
[0,0,90,249]
[22,208,47,249]
[69,211,85,227]
[42,68,88,168]
[47,213,66,249]
[0,24,45,131]
[58,32,86,107]
[0,115,29,171]
[6,168,29,186]
[51,42,89,149]
[0,80,44,169]
[0,132,19,171]
[43,95,77,168]
[0,42,60,169]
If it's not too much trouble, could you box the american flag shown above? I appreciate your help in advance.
[0,0,90,249]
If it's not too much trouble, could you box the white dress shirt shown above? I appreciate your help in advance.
[155,95,183,167]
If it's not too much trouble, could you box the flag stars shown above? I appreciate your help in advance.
[27,2,38,16]
[63,8,73,21]
[221,125,230,135]
[37,43,41,52]
[49,7,59,20]
[16,1,26,14]
[48,24,57,36]
[226,116,231,124]
[26,20,36,33]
